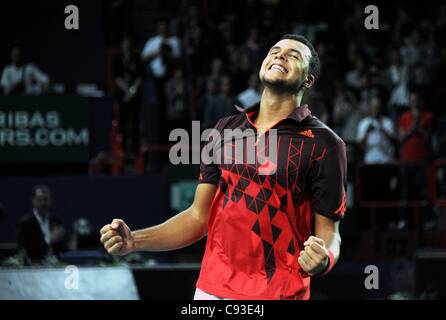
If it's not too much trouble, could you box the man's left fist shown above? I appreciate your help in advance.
[298,236,329,275]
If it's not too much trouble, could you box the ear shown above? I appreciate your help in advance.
[304,74,315,89]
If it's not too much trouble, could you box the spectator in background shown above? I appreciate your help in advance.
[203,76,235,128]
[386,49,409,120]
[165,68,189,129]
[345,57,366,90]
[229,44,252,93]
[17,185,67,264]
[400,30,422,71]
[357,96,397,164]
[183,20,211,76]
[207,58,224,85]
[401,29,436,88]
[332,80,357,140]
[398,90,433,225]
[1,46,49,96]
[236,72,261,109]
[244,27,263,67]
[141,21,181,140]
[357,74,380,114]
[112,35,142,153]
[398,90,433,162]
[141,21,181,80]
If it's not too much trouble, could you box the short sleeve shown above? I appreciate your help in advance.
[198,119,224,185]
[311,139,348,221]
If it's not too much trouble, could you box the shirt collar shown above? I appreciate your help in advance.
[239,102,312,125]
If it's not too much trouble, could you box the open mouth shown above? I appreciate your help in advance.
[268,64,288,73]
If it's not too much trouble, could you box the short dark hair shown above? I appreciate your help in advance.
[32,184,51,198]
[280,34,321,81]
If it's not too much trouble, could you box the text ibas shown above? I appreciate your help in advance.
[0,111,88,147]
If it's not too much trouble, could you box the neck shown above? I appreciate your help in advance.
[256,87,304,129]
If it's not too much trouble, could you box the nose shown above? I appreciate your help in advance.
[274,51,286,61]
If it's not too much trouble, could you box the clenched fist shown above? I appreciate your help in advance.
[298,236,329,275]
[100,219,135,256]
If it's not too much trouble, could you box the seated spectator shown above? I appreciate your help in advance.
[357,96,397,164]
[1,46,49,96]
[17,185,67,263]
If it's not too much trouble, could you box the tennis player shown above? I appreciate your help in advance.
[100,34,347,300]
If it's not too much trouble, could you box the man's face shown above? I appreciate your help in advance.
[32,189,51,214]
[259,39,312,93]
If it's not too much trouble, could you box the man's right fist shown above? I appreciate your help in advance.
[100,219,135,256]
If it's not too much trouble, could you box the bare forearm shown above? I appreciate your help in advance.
[131,209,207,252]
[315,217,341,262]
[317,228,341,262]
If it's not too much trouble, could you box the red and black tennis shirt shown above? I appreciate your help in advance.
[197,103,347,300]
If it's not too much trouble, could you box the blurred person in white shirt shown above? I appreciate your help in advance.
[357,96,397,164]
[1,46,49,96]
[141,21,181,79]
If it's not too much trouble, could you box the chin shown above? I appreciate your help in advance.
[261,77,298,93]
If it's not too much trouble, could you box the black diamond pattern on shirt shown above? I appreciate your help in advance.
[287,239,295,255]
[268,205,278,220]
[220,162,286,284]
[272,225,282,243]
[252,219,261,236]
[263,240,275,283]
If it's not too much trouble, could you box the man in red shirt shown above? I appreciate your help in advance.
[398,91,433,162]
[100,34,347,300]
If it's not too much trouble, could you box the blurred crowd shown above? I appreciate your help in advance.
[2,1,446,163]
[106,0,446,166]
